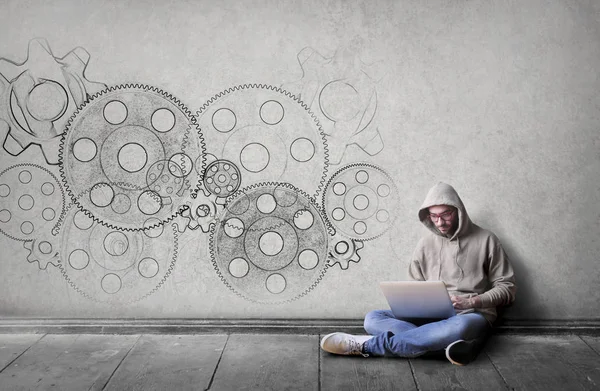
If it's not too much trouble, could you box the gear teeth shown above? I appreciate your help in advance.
[195,84,329,198]
[327,237,364,270]
[209,181,330,304]
[322,162,397,242]
[24,240,60,270]
[58,222,179,304]
[0,163,66,242]
[59,83,204,232]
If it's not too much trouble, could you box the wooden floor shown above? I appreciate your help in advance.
[0,333,599,390]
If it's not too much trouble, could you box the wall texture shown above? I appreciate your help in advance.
[0,0,598,321]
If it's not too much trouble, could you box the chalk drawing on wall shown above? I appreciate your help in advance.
[210,182,330,303]
[59,84,205,232]
[282,45,384,165]
[195,84,329,199]
[323,163,399,242]
[327,235,364,270]
[0,38,106,165]
[59,201,178,303]
[0,163,66,270]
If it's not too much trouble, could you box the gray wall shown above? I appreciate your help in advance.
[0,0,598,320]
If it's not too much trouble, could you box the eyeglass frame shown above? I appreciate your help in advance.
[428,209,455,222]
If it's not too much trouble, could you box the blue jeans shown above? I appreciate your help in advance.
[363,310,491,357]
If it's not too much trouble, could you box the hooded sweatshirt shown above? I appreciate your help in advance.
[408,182,516,324]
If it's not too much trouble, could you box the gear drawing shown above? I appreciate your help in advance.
[282,44,385,164]
[195,84,329,199]
[210,182,330,303]
[59,204,179,304]
[323,163,399,241]
[0,164,65,242]
[0,38,106,165]
[203,158,242,200]
[175,186,224,234]
[24,238,60,270]
[327,234,364,270]
[60,84,205,231]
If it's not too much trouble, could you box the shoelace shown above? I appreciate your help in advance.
[348,339,369,357]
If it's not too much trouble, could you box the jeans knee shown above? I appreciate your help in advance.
[363,309,386,334]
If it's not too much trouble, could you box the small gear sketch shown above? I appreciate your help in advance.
[323,163,399,241]
[210,182,330,303]
[203,157,242,200]
[282,43,385,165]
[195,84,329,199]
[59,204,178,304]
[0,164,65,243]
[327,234,364,270]
[0,38,106,165]
[60,84,205,231]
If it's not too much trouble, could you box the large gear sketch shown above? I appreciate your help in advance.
[210,182,331,303]
[59,203,178,304]
[323,163,399,241]
[283,44,385,165]
[0,38,106,165]
[0,164,65,243]
[60,84,205,231]
[195,84,329,199]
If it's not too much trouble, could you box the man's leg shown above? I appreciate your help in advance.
[363,310,418,335]
[363,313,490,358]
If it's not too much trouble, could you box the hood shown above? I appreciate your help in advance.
[418,182,472,240]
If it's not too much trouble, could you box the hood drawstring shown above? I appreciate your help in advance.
[455,236,464,283]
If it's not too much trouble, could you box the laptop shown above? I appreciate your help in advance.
[380,281,456,320]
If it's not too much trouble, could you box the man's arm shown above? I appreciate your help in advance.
[478,237,517,308]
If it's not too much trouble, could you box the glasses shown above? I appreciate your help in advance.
[429,210,455,222]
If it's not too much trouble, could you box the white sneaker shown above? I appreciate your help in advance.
[320,333,372,356]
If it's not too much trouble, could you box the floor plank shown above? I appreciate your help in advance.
[486,334,600,391]
[410,352,508,391]
[0,334,44,372]
[209,334,318,391]
[320,344,417,391]
[104,334,227,391]
[0,334,138,391]
[580,336,600,356]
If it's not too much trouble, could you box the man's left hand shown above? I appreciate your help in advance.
[451,295,482,310]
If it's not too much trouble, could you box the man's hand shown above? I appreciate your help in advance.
[451,295,482,310]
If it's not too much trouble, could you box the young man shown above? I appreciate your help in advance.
[321,182,516,365]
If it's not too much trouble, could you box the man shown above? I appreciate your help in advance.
[321,182,516,365]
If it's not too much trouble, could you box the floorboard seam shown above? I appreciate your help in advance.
[0,333,46,374]
[317,334,321,391]
[578,335,600,356]
[100,334,142,391]
[408,359,421,391]
[484,351,512,390]
[204,333,230,391]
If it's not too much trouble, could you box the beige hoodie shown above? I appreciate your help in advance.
[408,182,516,324]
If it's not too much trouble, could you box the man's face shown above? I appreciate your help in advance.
[428,205,458,235]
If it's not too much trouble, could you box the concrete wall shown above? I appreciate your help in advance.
[0,0,598,321]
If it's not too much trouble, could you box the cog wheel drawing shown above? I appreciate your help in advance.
[195,84,329,199]
[60,84,205,231]
[282,43,385,164]
[327,234,364,270]
[175,187,224,234]
[24,238,60,270]
[203,157,241,200]
[59,204,178,304]
[210,182,330,303]
[0,38,106,165]
[323,163,399,241]
[0,164,65,242]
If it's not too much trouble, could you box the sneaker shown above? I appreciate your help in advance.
[445,339,477,366]
[320,333,372,356]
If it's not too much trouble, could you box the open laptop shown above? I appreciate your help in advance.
[380,281,456,320]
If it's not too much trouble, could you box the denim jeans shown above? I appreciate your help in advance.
[362,310,491,357]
